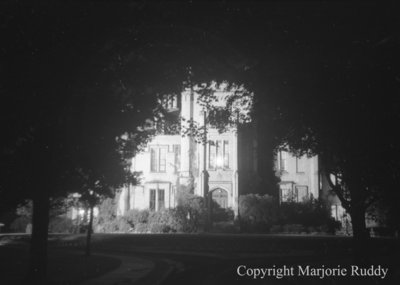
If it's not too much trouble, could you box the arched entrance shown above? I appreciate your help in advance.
[211,188,228,208]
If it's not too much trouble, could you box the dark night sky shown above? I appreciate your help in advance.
[2,1,398,70]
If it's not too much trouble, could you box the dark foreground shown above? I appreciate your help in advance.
[1,233,399,284]
[90,234,399,285]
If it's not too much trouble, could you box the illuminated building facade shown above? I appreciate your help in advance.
[117,84,240,215]
[275,151,319,203]
[116,84,323,216]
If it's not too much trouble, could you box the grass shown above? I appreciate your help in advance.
[0,246,121,284]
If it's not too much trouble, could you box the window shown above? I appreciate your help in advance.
[150,148,157,172]
[281,187,296,202]
[209,140,230,170]
[331,205,338,221]
[150,146,167,172]
[216,140,222,167]
[280,185,309,203]
[279,151,287,171]
[296,156,306,173]
[295,185,309,202]
[149,189,156,211]
[160,94,178,111]
[162,95,178,110]
[159,148,166,172]
[150,188,165,211]
[223,140,229,169]
[209,141,216,169]
[158,189,165,210]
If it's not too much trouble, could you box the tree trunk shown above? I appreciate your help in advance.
[85,205,94,256]
[351,212,370,264]
[349,194,370,264]
[27,190,51,283]
[350,207,369,239]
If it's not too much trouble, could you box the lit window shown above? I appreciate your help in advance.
[223,140,229,169]
[150,146,167,172]
[209,140,230,170]
[209,142,216,170]
[216,140,223,168]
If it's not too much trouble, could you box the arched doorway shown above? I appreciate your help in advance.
[211,188,228,208]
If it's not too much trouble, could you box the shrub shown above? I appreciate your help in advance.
[176,188,208,232]
[115,216,133,232]
[238,194,278,232]
[94,218,117,233]
[238,194,341,234]
[211,221,238,233]
[95,198,117,225]
[270,225,283,234]
[126,208,187,233]
[11,212,80,234]
[125,209,150,226]
[10,200,33,233]
[149,223,170,233]
[211,201,234,222]
[160,208,187,233]
[134,223,149,233]
[10,216,31,233]
[93,198,133,233]
[95,216,132,233]
[282,224,305,233]
[147,209,187,233]
[48,216,76,233]
[147,210,167,233]
[277,198,341,233]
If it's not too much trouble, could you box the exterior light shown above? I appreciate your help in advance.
[78,208,85,217]
[216,156,224,168]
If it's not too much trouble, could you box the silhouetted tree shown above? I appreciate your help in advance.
[0,2,162,281]
[244,3,400,262]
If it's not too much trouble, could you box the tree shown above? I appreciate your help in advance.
[2,1,241,279]
[0,2,163,281]
[244,3,400,261]
[187,1,400,261]
[72,161,137,256]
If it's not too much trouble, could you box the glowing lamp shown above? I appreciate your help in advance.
[216,156,224,168]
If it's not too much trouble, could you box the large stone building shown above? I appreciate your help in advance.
[275,151,319,203]
[115,83,324,217]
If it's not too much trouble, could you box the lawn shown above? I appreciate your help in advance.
[0,246,121,284]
